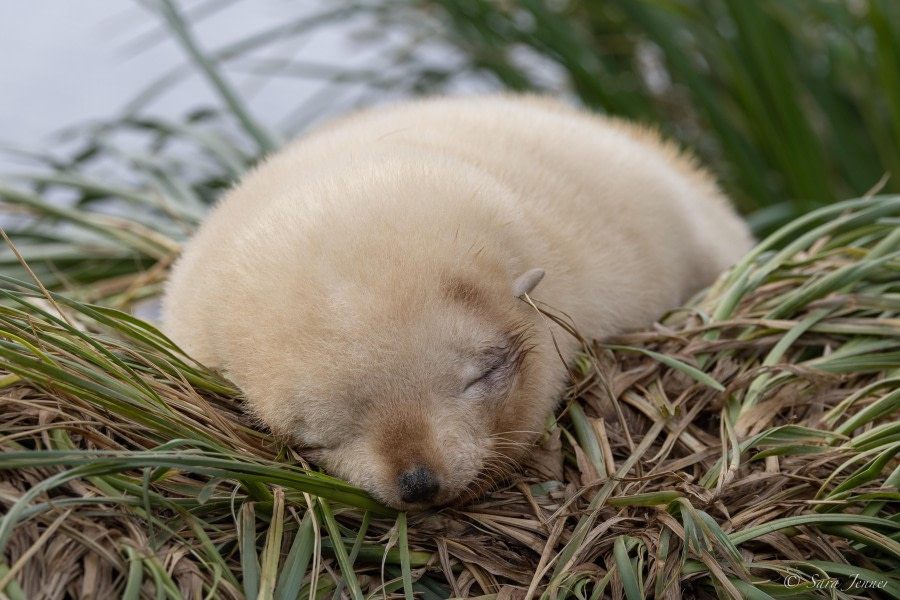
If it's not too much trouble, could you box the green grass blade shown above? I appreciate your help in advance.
[274,511,315,600]
[613,536,642,600]
[398,512,414,600]
[239,502,260,600]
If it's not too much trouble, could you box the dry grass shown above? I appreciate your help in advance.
[1,196,898,599]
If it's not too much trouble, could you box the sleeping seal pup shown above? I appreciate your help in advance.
[162,95,754,509]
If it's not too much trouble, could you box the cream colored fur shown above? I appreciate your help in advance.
[162,95,754,508]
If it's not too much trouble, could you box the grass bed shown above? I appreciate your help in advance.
[0,195,898,599]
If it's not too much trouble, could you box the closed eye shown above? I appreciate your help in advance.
[461,353,516,398]
[459,325,533,399]
[462,365,499,394]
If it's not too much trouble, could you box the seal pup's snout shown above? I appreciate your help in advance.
[397,465,441,504]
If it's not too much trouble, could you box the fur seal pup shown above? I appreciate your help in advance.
[162,95,754,509]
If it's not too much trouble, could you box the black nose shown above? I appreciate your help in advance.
[397,466,440,504]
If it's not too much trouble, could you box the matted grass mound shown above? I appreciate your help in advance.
[1,196,898,599]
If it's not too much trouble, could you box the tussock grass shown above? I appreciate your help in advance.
[1,195,898,599]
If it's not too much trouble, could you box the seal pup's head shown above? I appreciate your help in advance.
[181,162,568,510]
[251,262,555,509]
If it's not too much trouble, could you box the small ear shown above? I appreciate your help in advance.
[512,268,545,297]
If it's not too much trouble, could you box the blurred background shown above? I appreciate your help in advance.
[0,1,426,155]
[1,0,898,300]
